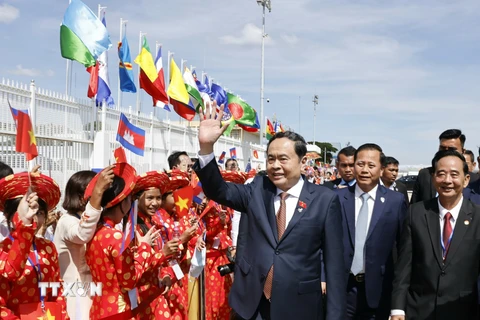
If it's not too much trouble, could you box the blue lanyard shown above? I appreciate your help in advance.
[10,235,46,312]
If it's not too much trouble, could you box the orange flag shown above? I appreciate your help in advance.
[173,185,193,218]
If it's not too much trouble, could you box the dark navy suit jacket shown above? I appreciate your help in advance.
[194,158,346,320]
[337,184,407,309]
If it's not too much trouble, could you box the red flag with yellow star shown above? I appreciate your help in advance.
[10,103,38,161]
[173,185,193,218]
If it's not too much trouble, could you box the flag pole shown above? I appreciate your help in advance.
[154,41,161,119]
[136,31,145,120]
[65,0,72,98]
[167,51,174,122]
[118,18,124,111]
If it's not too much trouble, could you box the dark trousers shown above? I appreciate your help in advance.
[231,295,271,320]
[346,274,377,320]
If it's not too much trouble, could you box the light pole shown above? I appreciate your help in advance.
[313,94,318,145]
[257,0,271,145]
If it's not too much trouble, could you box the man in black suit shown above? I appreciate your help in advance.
[391,150,480,320]
[324,146,356,190]
[411,129,466,204]
[194,105,346,320]
[464,150,479,182]
[380,156,409,206]
[337,144,407,319]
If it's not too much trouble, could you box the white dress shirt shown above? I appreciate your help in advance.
[274,177,304,228]
[379,178,396,191]
[390,197,463,317]
[353,184,378,274]
[198,152,304,230]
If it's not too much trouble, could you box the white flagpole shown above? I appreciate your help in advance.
[118,18,124,111]
[167,51,174,122]
[154,41,161,119]
[136,31,145,119]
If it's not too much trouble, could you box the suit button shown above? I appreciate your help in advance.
[441,271,446,276]
[275,250,280,255]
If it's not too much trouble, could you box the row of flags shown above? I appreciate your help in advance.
[266,118,285,140]
[59,0,266,136]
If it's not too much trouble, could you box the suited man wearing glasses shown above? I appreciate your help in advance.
[337,143,407,319]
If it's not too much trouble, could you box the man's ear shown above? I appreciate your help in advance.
[301,156,307,165]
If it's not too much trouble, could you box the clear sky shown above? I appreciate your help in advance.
[1,0,479,165]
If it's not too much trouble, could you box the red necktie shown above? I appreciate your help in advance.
[263,192,288,300]
[443,212,453,259]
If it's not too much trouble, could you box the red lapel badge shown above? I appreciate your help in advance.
[298,201,307,211]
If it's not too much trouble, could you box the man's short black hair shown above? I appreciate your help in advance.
[432,150,468,175]
[267,131,307,160]
[464,150,475,163]
[439,129,466,148]
[338,146,356,159]
[168,151,189,169]
[0,161,13,180]
[382,156,399,167]
[354,143,385,165]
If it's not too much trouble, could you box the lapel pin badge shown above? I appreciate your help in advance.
[464,220,470,226]
[380,197,385,203]
[298,208,303,213]
[299,201,307,209]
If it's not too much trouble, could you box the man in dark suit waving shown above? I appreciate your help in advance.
[337,144,407,319]
[193,105,346,320]
[391,150,480,320]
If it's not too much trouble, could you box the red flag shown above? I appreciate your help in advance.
[87,62,99,98]
[18,301,61,319]
[173,185,193,218]
[198,199,216,220]
[114,147,127,163]
[253,150,259,159]
[10,103,38,161]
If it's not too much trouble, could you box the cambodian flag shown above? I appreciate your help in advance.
[116,113,145,156]
[218,151,226,164]
[230,147,237,159]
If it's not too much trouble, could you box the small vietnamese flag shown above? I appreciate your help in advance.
[173,185,193,218]
[8,101,38,161]
[230,147,237,159]
[114,146,127,163]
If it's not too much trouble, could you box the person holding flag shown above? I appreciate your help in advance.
[85,163,164,320]
[0,170,68,319]
[157,170,199,320]
[133,171,182,320]
[53,167,115,320]
[196,170,246,320]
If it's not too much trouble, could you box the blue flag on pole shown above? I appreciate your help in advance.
[118,33,137,93]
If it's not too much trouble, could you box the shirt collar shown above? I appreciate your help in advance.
[438,197,463,222]
[379,179,396,190]
[355,184,378,200]
[341,179,356,186]
[276,177,304,198]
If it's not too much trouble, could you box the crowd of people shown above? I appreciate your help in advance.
[0,102,479,320]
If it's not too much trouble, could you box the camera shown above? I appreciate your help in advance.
[217,263,235,276]
[217,246,236,276]
[266,98,270,103]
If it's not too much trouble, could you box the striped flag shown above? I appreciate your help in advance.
[96,15,114,107]
[153,45,170,111]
